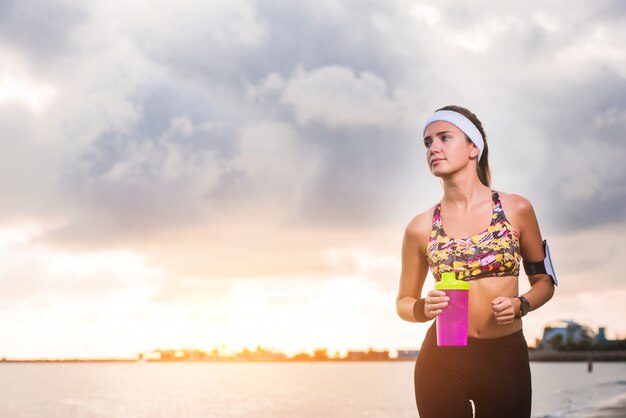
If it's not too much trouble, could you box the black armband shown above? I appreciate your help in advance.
[523,239,558,286]
[413,298,430,323]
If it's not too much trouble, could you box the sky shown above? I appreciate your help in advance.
[0,0,625,359]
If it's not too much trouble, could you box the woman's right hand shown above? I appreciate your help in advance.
[424,290,450,319]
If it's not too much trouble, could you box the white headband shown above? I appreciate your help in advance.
[423,110,484,160]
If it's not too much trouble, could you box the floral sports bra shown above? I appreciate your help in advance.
[426,190,521,281]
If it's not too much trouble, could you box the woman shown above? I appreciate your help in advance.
[396,105,556,418]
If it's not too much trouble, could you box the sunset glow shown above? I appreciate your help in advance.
[0,0,624,362]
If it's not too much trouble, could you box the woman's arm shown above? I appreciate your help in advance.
[396,211,448,322]
[492,195,555,324]
[515,196,556,314]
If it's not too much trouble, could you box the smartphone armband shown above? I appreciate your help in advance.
[522,240,558,286]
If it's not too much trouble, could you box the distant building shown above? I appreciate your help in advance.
[313,349,330,361]
[538,321,626,350]
[289,352,313,361]
[345,349,389,361]
[235,347,287,361]
[593,327,626,349]
[149,349,209,361]
[396,350,419,360]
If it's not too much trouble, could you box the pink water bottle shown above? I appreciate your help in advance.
[435,272,470,346]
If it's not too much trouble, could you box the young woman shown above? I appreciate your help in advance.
[396,105,556,418]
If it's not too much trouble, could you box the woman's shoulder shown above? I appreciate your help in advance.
[496,190,532,209]
[495,190,538,227]
[405,204,437,241]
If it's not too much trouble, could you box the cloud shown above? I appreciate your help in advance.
[0,0,624,358]
[45,116,226,247]
[281,65,401,128]
[0,224,159,306]
[229,120,319,202]
[0,0,621,250]
[0,0,84,60]
[101,0,268,84]
[0,71,57,113]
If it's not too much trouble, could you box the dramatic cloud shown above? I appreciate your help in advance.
[0,0,624,357]
[281,66,401,128]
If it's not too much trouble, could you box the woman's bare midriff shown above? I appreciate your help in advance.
[466,275,522,339]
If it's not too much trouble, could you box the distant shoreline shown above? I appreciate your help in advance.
[3,350,626,363]
[528,349,626,362]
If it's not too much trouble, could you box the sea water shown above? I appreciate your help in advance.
[0,362,624,417]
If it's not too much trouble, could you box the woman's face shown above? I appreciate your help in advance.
[423,121,478,177]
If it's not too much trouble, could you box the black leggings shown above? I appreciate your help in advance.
[414,323,531,418]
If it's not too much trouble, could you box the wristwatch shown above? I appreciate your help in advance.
[514,296,530,319]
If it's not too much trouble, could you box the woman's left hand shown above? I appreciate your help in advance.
[491,296,518,325]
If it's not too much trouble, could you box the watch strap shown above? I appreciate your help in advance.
[514,296,529,319]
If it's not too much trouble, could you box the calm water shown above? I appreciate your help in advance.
[0,362,624,417]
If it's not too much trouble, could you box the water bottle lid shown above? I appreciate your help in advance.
[435,271,470,290]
